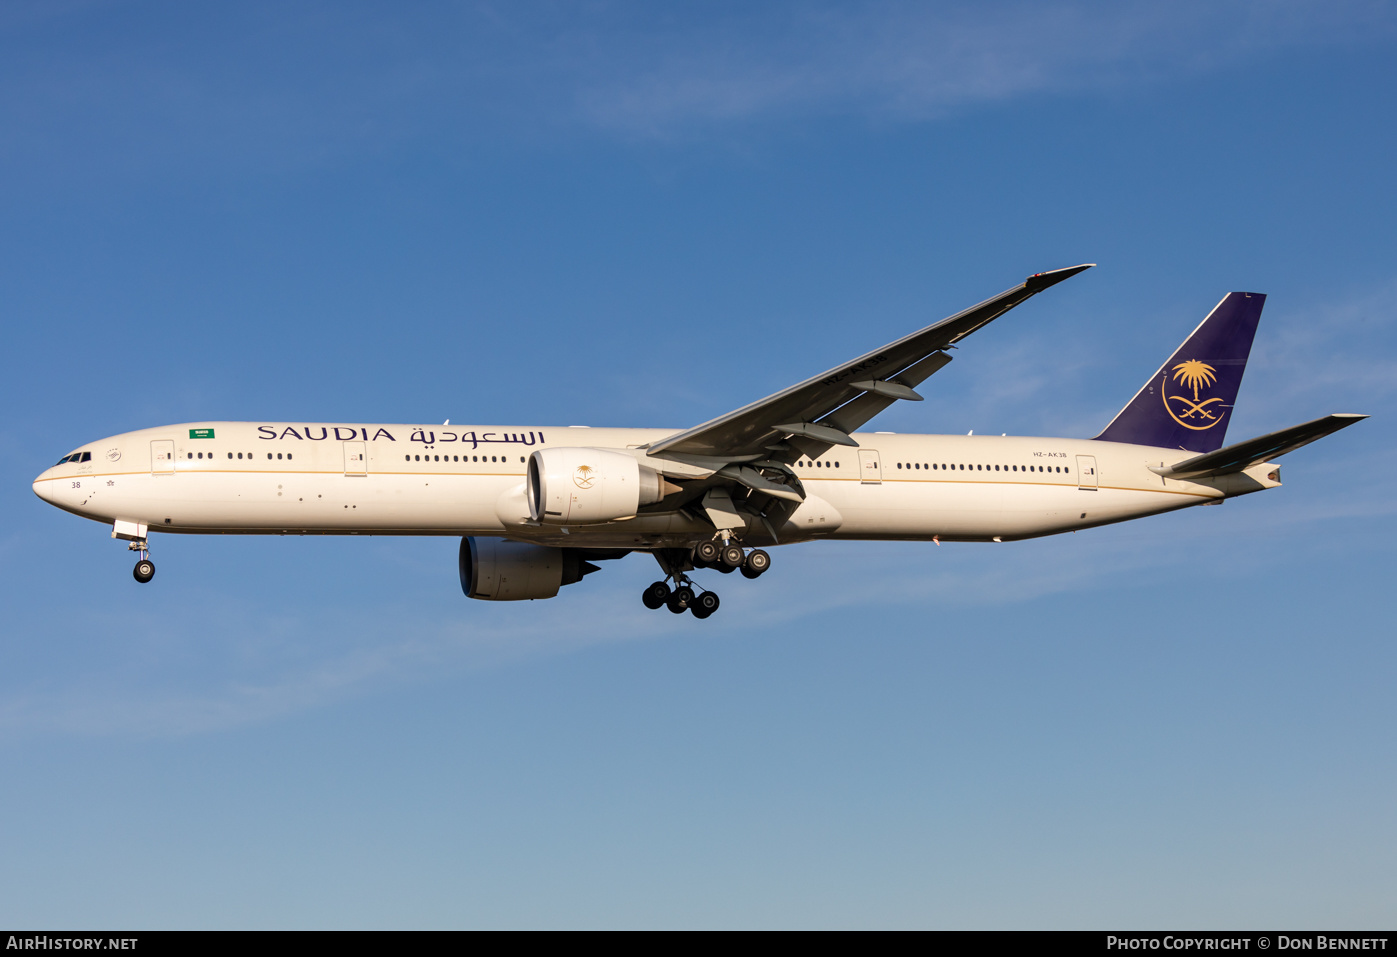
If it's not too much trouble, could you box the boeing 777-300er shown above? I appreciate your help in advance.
[33,265,1367,619]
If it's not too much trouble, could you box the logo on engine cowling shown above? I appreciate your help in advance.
[573,465,595,489]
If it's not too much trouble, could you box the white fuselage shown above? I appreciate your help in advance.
[32,421,1281,548]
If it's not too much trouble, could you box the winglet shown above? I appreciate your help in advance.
[1025,264,1095,292]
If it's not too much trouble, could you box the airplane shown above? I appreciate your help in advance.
[32,264,1367,619]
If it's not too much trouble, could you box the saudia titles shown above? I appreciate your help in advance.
[1163,359,1225,431]
[253,426,546,449]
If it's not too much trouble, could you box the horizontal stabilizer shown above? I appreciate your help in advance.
[1150,414,1368,479]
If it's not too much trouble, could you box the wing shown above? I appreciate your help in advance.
[648,264,1094,460]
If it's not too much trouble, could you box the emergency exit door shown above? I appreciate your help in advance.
[858,449,882,484]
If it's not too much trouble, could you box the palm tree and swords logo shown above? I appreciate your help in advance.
[1163,359,1225,430]
[573,464,596,489]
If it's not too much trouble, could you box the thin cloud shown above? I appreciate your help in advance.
[571,1,1396,136]
[2,1,1393,177]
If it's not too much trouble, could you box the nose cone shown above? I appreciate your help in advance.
[33,468,59,505]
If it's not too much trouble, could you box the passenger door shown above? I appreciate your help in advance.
[1076,454,1098,490]
[857,449,882,484]
[343,441,367,476]
[150,440,175,474]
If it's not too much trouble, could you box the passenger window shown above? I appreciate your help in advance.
[835,461,840,468]
[287,453,292,460]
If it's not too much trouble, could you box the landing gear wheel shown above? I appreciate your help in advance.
[667,585,695,614]
[742,549,771,578]
[720,544,745,569]
[716,563,736,574]
[690,591,720,619]
[694,541,720,566]
[133,559,155,583]
[642,581,671,609]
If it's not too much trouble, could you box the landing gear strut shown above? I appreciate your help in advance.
[129,540,155,583]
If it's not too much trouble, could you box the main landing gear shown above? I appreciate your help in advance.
[129,540,155,583]
[639,544,772,620]
[642,581,721,619]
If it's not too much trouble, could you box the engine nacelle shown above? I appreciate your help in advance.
[527,447,674,525]
[459,537,598,601]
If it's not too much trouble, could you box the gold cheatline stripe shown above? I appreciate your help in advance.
[798,475,1216,499]
[37,468,524,481]
[41,471,1215,500]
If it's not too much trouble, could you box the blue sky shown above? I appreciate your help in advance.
[2,1,1394,928]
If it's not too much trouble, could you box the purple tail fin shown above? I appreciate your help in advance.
[1094,292,1265,453]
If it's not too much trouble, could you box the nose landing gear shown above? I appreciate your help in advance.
[129,540,155,583]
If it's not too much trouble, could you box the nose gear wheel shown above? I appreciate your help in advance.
[128,539,155,584]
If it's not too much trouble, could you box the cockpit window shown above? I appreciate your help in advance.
[80,451,91,462]
[55,454,73,465]
[55,451,93,465]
